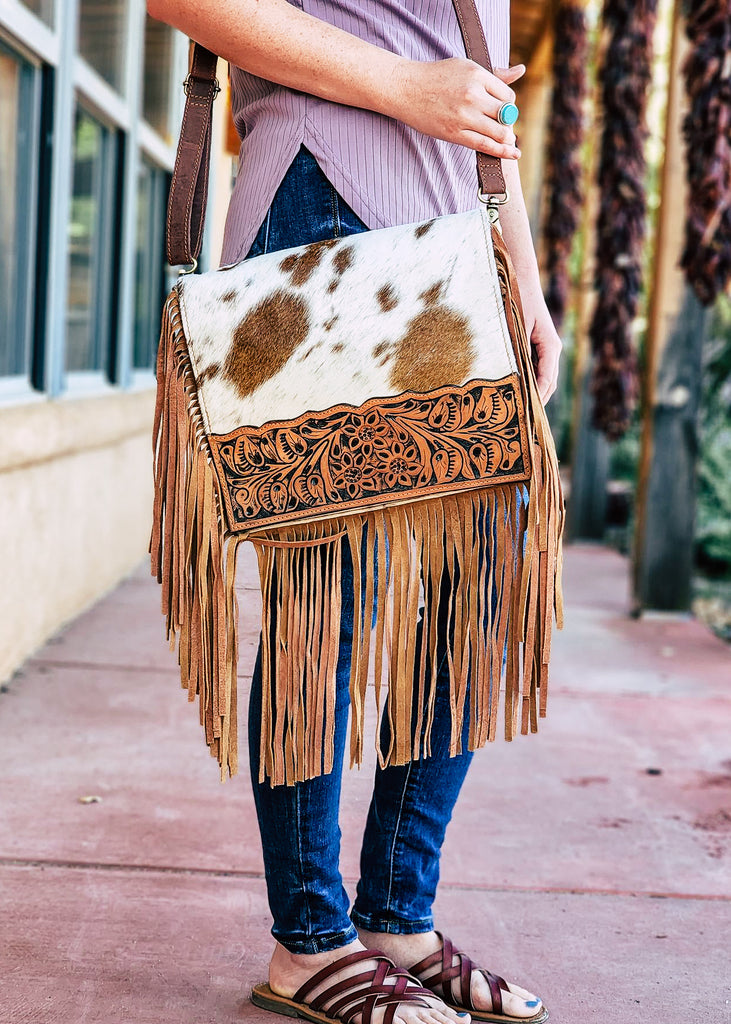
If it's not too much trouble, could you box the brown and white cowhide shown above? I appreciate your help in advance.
[177,206,518,436]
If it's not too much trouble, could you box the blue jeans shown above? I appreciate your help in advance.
[246,147,474,954]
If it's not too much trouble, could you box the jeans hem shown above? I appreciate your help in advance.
[272,923,359,955]
[349,909,434,934]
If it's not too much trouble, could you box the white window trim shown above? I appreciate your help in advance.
[74,57,131,132]
[112,0,145,388]
[63,371,118,398]
[0,1,58,65]
[41,0,79,397]
[138,121,176,171]
[129,369,157,392]
[0,375,46,406]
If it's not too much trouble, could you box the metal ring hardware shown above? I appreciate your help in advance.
[183,74,221,97]
[477,188,510,206]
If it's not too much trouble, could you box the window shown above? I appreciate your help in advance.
[65,106,119,374]
[142,16,175,141]
[0,3,185,396]
[77,0,128,95]
[134,160,168,370]
[0,42,39,383]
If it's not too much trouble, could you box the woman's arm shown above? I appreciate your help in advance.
[148,0,561,400]
[148,0,522,160]
[500,159,562,402]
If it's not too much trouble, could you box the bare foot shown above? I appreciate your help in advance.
[268,937,472,1024]
[356,930,543,1020]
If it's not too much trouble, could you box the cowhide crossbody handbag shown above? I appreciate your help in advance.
[151,1,565,786]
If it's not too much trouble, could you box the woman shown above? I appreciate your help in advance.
[148,1,562,1022]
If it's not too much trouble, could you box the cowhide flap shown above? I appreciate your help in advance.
[177,206,518,434]
[175,206,530,535]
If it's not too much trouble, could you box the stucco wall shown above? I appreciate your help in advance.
[0,389,155,682]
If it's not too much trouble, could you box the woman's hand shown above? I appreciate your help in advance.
[521,295,563,404]
[391,60,526,159]
[496,159,562,405]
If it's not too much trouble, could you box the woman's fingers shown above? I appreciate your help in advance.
[493,63,526,88]
[460,128,521,158]
[532,333,562,404]
[483,66,520,103]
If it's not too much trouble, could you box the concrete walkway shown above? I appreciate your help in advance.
[1,544,729,1024]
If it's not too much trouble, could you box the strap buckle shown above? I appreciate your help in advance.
[183,73,221,97]
[477,188,510,206]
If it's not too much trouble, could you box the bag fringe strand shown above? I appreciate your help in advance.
[150,292,241,780]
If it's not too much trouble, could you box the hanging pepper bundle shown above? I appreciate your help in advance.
[681,0,731,306]
[543,4,589,330]
[590,0,659,440]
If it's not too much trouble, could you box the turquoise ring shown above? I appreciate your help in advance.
[497,101,519,126]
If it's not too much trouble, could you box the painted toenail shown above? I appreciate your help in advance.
[457,1014,470,1018]
[525,999,541,1008]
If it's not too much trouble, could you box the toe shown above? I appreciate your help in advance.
[501,983,535,1001]
[424,1009,469,1024]
[432,1010,469,1024]
[435,1004,470,1024]
[419,993,467,1024]
[496,984,543,1020]
[469,972,542,1020]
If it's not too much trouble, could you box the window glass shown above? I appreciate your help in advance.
[142,16,175,140]
[65,106,117,373]
[134,160,168,369]
[17,0,54,26]
[78,0,128,95]
[0,45,37,380]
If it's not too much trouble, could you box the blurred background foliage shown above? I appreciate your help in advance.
[549,0,731,640]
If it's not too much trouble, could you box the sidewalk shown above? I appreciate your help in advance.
[1,543,729,1024]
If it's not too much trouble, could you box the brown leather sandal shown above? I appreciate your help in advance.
[251,948,441,1024]
[408,933,549,1024]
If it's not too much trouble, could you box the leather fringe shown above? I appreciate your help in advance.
[150,292,241,780]
[491,226,565,723]
[151,231,564,786]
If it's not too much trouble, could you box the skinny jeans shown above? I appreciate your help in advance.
[245,147,475,955]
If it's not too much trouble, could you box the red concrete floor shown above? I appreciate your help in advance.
[1,543,730,1024]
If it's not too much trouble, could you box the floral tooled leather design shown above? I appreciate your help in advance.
[208,377,530,533]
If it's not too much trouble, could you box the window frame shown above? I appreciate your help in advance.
[64,102,122,387]
[0,34,42,400]
[132,158,171,383]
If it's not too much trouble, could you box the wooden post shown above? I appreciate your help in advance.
[514,24,555,237]
[565,9,610,541]
[632,1,710,612]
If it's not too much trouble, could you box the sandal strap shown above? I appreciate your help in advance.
[293,949,435,1024]
[409,932,509,1018]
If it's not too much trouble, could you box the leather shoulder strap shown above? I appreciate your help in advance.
[165,44,219,265]
[449,0,510,198]
[166,0,507,266]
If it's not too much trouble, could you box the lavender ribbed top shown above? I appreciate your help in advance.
[220,0,511,265]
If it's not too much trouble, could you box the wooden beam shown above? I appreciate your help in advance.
[565,4,610,541]
[632,0,710,612]
[515,23,555,236]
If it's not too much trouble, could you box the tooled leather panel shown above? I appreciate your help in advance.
[177,206,518,437]
[208,375,530,534]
